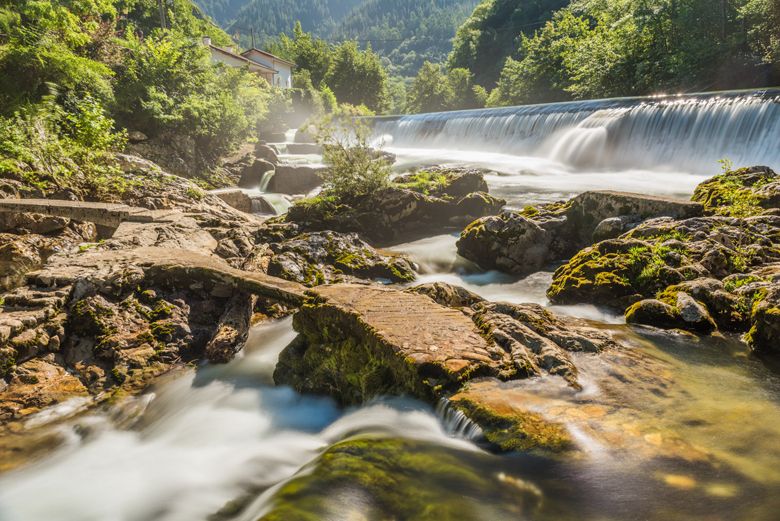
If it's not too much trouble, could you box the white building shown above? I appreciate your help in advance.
[241,48,295,89]
[202,37,294,88]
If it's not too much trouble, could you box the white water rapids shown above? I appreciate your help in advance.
[0,319,477,521]
[376,89,780,207]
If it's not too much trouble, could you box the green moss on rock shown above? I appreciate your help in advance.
[692,166,778,217]
[258,437,538,521]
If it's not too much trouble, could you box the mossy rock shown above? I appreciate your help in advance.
[258,437,539,521]
[692,166,779,217]
[451,395,574,453]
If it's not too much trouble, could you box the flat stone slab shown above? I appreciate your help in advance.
[308,284,497,377]
[31,247,306,306]
[0,199,180,227]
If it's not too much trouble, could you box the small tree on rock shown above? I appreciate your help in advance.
[314,104,391,202]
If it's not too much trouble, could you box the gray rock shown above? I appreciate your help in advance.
[238,159,275,189]
[266,165,325,195]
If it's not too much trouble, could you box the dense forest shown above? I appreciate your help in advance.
[333,0,479,77]
[442,0,780,108]
[195,0,477,78]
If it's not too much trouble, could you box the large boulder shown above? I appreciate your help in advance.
[266,230,416,286]
[275,283,617,451]
[210,189,252,213]
[692,166,780,217]
[266,165,325,195]
[237,159,274,189]
[254,144,279,165]
[287,184,504,247]
[393,166,489,199]
[457,191,703,276]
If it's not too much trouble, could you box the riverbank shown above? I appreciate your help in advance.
[0,110,779,520]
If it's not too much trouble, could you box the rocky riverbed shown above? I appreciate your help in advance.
[0,139,779,521]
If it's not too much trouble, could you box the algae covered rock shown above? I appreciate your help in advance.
[266,230,416,286]
[548,215,780,310]
[276,282,618,452]
[392,166,489,198]
[258,437,541,521]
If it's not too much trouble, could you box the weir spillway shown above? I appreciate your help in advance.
[373,89,780,174]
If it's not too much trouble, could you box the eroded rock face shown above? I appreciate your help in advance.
[238,159,274,189]
[275,282,617,451]
[266,230,416,286]
[457,191,703,276]
[287,181,505,246]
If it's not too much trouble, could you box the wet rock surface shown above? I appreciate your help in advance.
[457,191,703,276]
[545,168,780,349]
[275,282,618,451]
[256,437,540,521]
[265,230,416,286]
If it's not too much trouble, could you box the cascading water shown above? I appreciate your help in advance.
[375,90,780,175]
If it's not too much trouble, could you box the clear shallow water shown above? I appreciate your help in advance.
[0,319,481,521]
[2,318,779,520]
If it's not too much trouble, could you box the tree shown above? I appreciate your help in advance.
[325,41,388,112]
[406,61,453,113]
[268,22,332,87]
[406,62,484,113]
[314,105,391,202]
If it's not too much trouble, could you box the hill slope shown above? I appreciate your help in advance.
[448,0,570,88]
[205,0,477,77]
[334,0,480,76]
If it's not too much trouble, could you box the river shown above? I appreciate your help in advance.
[1,90,779,520]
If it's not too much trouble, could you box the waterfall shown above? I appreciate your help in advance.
[435,399,484,441]
[374,90,780,174]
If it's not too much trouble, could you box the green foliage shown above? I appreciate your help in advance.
[333,0,480,77]
[448,0,569,88]
[486,0,780,106]
[406,61,484,113]
[0,95,129,198]
[313,106,392,201]
[113,29,270,166]
[326,41,388,112]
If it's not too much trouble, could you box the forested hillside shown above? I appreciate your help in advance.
[210,0,476,77]
[448,0,569,88]
[334,0,479,76]
[223,0,362,42]
[192,0,251,25]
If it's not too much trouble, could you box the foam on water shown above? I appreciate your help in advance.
[0,319,472,521]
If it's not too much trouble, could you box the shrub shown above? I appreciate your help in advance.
[314,105,391,202]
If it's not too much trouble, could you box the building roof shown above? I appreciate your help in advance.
[241,48,296,68]
[209,45,277,74]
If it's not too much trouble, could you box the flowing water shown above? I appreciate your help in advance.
[378,89,780,208]
[2,90,780,520]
